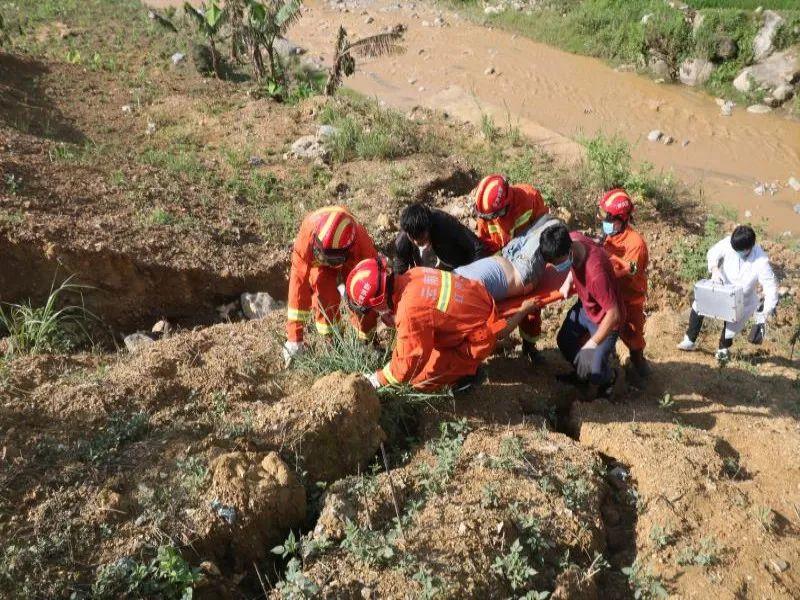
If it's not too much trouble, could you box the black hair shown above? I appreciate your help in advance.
[731,225,756,252]
[539,223,572,263]
[400,203,432,239]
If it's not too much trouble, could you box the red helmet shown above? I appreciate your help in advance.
[313,207,356,266]
[346,255,389,313]
[599,189,634,221]
[474,174,510,220]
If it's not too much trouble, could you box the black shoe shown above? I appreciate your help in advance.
[596,369,618,400]
[522,340,546,365]
[452,366,488,396]
[748,323,765,345]
[629,350,651,379]
[555,371,584,386]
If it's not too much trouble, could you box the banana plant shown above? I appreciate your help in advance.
[184,1,227,78]
[242,0,304,83]
[325,26,405,96]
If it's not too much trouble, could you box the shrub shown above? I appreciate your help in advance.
[675,216,720,282]
[92,545,199,599]
[643,6,692,79]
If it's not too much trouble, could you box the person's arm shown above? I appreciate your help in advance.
[589,305,621,345]
[374,304,434,387]
[476,219,500,255]
[706,238,728,279]
[286,237,313,343]
[497,299,541,339]
[393,232,415,275]
[757,257,779,315]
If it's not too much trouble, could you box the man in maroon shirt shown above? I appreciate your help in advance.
[539,223,624,397]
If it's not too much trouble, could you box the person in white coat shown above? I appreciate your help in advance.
[677,225,779,361]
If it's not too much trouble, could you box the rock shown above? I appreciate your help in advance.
[421,20,430,27]
[682,139,690,147]
[200,561,222,578]
[778,286,789,297]
[248,156,264,167]
[145,122,156,135]
[240,292,278,320]
[788,177,800,192]
[216,301,239,320]
[648,57,671,79]
[662,135,674,145]
[754,10,784,62]
[744,210,752,218]
[692,12,705,34]
[641,13,653,25]
[763,96,780,108]
[679,58,714,87]
[273,37,306,59]
[151,319,173,338]
[484,5,503,15]
[754,181,778,196]
[364,16,374,24]
[484,66,496,75]
[434,16,445,27]
[721,100,735,117]
[317,124,338,139]
[124,333,154,353]
[286,135,328,160]
[171,52,185,65]
[734,46,800,94]
[715,36,738,60]
[647,130,663,142]
[772,83,795,102]
[747,104,772,114]
[407,77,417,85]
[769,559,789,573]
[121,104,132,113]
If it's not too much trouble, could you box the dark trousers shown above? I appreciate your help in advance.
[686,309,732,349]
[556,302,618,385]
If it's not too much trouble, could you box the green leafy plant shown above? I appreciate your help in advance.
[92,545,199,599]
[481,483,500,509]
[490,435,525,470]
[491,539,537,591]
[754,505,775,534]
[561,465,590,511]
[417,420,469,497]
[412,565,443,599]
[649,524,674,549]
[275,557,319,598]
[272,530,302,558]
[0,277,93,356]
[675,217,720,282]
[184,1,227,77]
[81,412,149,463]
[240,0,304,83]
[340,519,396,567]
[677,536,720,567]
[658,393,674,410]
[325,25,405,95]
[4,173,21,195]
[622,560,668,600]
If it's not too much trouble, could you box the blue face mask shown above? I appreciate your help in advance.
[602,221,616,236]
[554,253,573,273]
[736,249,751,260]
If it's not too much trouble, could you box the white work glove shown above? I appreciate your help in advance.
[282,340,304,367]
[365,372,381,389]
[710,267,724,284]
[559,272,574,300]
[574,339,598,380]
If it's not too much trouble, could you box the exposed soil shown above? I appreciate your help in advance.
[2,2,800,599]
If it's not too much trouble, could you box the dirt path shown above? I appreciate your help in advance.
[150,0,800,236]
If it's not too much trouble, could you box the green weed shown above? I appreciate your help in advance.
[754,505,775,533]
[147,207,175,226]
[490,435,526,470]
[658,393,674,410]
[275,558,319,598]
[417,420,469,497]
[561,465,591,511]
[481,483,500,509]
[649,524,674,549]
[677,536,720,567]
[411,565,444,599]
[92,545,200,599]
[3,173,21,195]
[80,411,149,463]
[675,216,720,282]
[622,560,669,599]
[0,278,93,356]
[340,519,397,567]
[491,539,538,592]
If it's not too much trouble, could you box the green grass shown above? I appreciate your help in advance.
[0,278,93,355]
[675,216,721,282]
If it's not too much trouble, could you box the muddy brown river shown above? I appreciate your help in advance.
[151,0,800,236]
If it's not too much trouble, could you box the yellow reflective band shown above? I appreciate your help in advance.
[316,211,338,244]
[487,223,502,234]
[331,216,352,249]
[357,329,370,341]
[382,364,399,385]
[510,210,532,236]
[315,321,333,335]
[519,330,540,343]
[287,307,310,321]
[436,271,452,312]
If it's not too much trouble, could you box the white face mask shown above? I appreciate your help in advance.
[415,243,431,252]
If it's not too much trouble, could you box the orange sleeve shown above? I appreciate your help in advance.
[608,254,631,278]
[521,184,548,220]
[376,302,434,386]
[346,225,379,339]
[286,219,315,342]
[476,219,500,254]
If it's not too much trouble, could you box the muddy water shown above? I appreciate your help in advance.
[150,0,800,235]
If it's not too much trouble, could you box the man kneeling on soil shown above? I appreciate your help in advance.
[344,256,540,394]
[283,206,378,365]
[393,202,485,273]
[540,223,624,399]
[676,224,778,362]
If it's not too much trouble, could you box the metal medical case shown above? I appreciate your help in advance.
[693,279,744,322]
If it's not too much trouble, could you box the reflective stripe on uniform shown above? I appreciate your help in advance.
[519,329,540,343]
[315,321,333,335]
[436,271,453,312]
[382,364,400,385]
[510,209,533,236]
[487,223,502,235]
[287,307,311,321]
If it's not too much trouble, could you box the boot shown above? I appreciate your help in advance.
[452,365,488,397]
[595,368,618,401]
[521,340,545,365]
[629,349,651,378]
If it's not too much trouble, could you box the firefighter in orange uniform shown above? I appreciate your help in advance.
[344,256,539,393]
[283,207,378,365]
[474,173,550,361]
[598,189,651,377]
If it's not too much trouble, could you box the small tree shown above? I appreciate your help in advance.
[325,26,405,96]
[241,0,304,83]
[184,1,227,78]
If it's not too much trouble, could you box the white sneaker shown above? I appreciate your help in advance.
[676,336,696,351]
[715,348,730,362]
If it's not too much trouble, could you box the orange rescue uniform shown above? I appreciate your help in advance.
[476,184,548,255]
[376,268,506,391]
[603,227,649,351]
[286,207,377,343]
